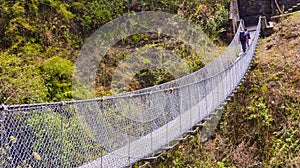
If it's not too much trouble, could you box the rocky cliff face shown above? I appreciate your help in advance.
[238,0,272,26]
[238,0,300,26]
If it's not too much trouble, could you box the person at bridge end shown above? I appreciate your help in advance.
[238,30,247,53]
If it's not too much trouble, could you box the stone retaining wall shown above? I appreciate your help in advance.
[278,0,300,10]
[238,0,300,26]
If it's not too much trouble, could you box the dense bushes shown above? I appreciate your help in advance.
[0,0,230,104]
[0,52,47,104]
[41,56,73,101]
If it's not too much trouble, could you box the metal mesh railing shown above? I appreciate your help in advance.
[0,18,261,168]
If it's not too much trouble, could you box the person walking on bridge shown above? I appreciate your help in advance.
[238,30,247,53]
[245,28,250,48]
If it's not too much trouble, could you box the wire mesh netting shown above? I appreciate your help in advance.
[0,18,261,168]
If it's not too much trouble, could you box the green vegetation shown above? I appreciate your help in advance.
[138,12,300,167]
[41,56,73,101]
[0,0,230,104]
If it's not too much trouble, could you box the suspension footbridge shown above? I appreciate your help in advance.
[0,15,262,167]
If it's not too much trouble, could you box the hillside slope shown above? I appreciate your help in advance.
[141,12,300,168]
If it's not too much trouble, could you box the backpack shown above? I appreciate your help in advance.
[245,31,251,39]
[240,32,246,42]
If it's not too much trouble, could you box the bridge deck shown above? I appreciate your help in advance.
[247,26,257,48]
[80,67,233,168]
